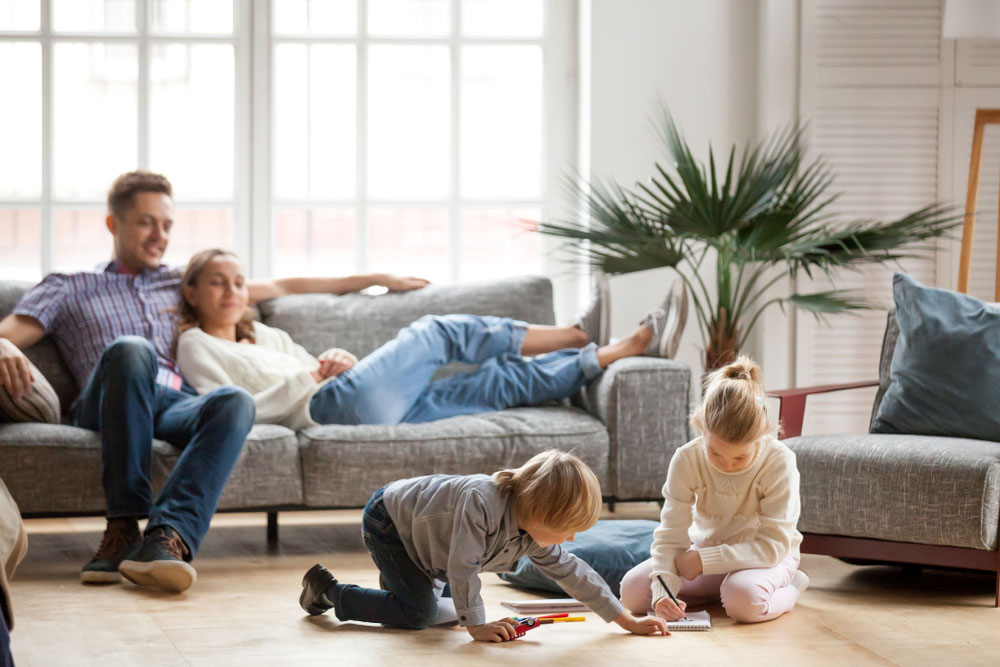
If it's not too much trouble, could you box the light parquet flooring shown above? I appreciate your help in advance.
[8,503,1000,666]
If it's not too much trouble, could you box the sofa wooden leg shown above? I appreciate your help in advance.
[267,511,279,546]
[995,570,999,608]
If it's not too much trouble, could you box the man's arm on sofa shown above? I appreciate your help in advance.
[767,381,878,438]
[579,357,691,500]
[0,314,45,398]
[246,274,430,304]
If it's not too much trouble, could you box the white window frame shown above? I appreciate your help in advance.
[2,0,579,309]
[0,0,253,276]
[251,0,580,291]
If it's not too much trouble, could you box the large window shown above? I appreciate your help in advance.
[0,0,575,285]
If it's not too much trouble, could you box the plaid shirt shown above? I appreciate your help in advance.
[13,260,185,391]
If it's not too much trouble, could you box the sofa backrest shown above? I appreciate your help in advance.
[0,275,555,411]
[0,281,80,413]
[258,275,555,361]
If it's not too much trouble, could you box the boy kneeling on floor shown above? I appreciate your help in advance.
[299,450,668,642]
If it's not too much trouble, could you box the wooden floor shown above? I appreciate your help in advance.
[8,503,1000,667]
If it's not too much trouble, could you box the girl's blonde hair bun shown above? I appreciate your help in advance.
[691,355,776,444]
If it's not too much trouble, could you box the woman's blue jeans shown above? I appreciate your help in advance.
[329,487,440,629]
[309,314,602,425]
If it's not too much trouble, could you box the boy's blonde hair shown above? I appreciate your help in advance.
[690,355,776,444]
[492,450,602,532]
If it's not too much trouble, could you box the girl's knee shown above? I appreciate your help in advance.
[720,578,767,623]
[619,562,654,615]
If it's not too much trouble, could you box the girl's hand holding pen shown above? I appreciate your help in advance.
[654,595,687,621]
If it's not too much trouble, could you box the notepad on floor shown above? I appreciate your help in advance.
[500,598,589,614]
[661,610,712,631]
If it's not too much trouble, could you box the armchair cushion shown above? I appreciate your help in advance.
[871,272,1000,442]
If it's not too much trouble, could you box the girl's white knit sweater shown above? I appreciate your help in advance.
[175,322,356,431]
[649,435,802,604]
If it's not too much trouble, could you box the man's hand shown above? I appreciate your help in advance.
[614,610,670,636]
[674,548,703,581]
[653,595,687,622]
[0,338,34,399]
[316,349,356,379]
[379,274,430,292]
[466,617,519,643]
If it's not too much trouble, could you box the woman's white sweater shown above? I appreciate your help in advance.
[175,322,355,431]
[649,435,802,603]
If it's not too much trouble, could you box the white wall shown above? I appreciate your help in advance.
[582,0,765,391]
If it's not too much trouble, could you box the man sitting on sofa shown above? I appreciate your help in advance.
[0,170,428,593]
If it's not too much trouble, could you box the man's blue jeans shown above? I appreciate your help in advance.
[71,336,256,555]
[329,487,440,629]
[309,314,603,425]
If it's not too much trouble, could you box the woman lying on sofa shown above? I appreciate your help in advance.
[173,249,683,429]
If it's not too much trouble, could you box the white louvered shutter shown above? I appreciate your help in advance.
[797,0,951,435]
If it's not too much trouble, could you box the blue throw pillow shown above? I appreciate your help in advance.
[498,519,657,597]
[871,272,1000,441]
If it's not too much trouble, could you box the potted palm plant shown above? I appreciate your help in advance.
[537,112,960,371]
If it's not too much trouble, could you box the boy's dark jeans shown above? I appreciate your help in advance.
[331,487,440,629]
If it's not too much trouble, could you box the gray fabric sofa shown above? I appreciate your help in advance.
[0,275,691,539]
[772,311,1000,605]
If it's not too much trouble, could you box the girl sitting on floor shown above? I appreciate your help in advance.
[620,356,808,624]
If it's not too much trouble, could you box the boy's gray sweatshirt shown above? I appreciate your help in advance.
[382,473,624,627]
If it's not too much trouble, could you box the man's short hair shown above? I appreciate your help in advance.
[107,170,173,221]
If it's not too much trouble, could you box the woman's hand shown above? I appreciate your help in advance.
[653,595,687,622]
[466,617,519,642]
[614,610,669,636]
[316,349,356,379]
[379,274,430,292]
[674,548,703,581]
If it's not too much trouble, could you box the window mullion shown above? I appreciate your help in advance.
[356,0,368,273]
[448,0,461,283]
[40,0,53,275]
[138,0,149,168]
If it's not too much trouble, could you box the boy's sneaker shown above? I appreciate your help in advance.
[300,563,338,616]
[792,569,810,593]
[80,518,142,583]
[640,280,688,359]
[573,274,610,346]
[119,525,197,593]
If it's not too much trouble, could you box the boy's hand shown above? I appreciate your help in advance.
[614,611,669,636]
[467,617,520,642]
[653,595,687,621]
[674,548,703,580]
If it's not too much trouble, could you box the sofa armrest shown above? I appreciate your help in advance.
[767,381,878,439]
[578,357,691,500]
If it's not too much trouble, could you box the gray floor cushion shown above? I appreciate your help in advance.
[299,406,610,507]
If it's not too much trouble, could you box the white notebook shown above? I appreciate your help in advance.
[661,610,712,631]
[500,598,589,614]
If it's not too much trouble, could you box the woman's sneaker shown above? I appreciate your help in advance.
[80,518,142,583]
[640,280,688,359]
[119,525,197,593]
[300,563,338,616]
[573,274,610,346]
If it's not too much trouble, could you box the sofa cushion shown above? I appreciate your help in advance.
[152,424,302,509]
[0,360,60,424]
[0,423,106,513]
[0,281,80,412]
[257,276,555,378]
[786,433,1000,550]
[871,272,1000,441]
[299,406,610,507]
